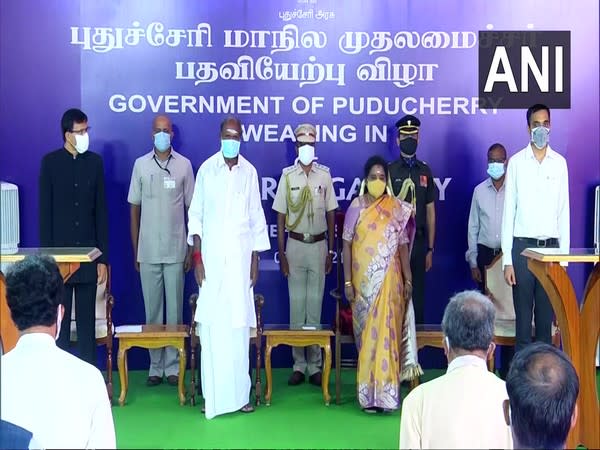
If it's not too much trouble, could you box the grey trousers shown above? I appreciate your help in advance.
[286,238,326,376]
[140,262,184,377]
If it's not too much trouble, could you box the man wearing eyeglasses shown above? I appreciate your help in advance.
[127,114,195,387]
[39,108,109,367]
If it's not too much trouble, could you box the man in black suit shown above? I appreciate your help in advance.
[39,108,108,367]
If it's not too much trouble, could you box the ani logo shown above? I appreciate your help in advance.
[478,30,571,109]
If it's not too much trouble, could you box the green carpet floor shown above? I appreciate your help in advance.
[112,368,441,449]
[111,368,600,449]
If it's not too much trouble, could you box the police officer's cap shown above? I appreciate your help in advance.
[395,115,420,135]
[294,123,317,143]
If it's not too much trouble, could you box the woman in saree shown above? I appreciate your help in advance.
[342,155,422,413]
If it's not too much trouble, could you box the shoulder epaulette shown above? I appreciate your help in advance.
[313,162,330,173]
[282,165,296,175]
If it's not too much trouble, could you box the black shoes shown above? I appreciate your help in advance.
[308,372,322,386]
[146,376,162,386]
[147,375,179,386]
[288,370,322,386]
[288,371,306,385]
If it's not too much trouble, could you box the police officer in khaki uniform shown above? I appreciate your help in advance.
[388,115,437,324]
[273,124,338,386]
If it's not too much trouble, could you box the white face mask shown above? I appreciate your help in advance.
[298,144,315,166]
[74,133,89,154]
[55,305,63,341]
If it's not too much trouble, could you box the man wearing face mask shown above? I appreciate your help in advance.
[39,108,108,367]
[1,255,116,449]
[501,104,570,352]
[187,116,270,418]
[127,114,195,387]
[388,115,437,324]
[465,143,507,293]
[466,144,514,378]
[272,123,338,387]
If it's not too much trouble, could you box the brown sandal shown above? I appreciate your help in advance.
[202,403,254,414]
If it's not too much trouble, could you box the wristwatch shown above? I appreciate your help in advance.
[427,247,434,253]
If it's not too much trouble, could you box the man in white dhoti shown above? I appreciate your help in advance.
[187,116,270,419]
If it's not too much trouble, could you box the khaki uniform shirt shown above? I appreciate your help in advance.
[127,149,195,264]
[272,162,338,234]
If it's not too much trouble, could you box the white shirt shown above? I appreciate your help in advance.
[501,144,570,267]
[399,355,512,449]
[187,151,270,328]
[1,333,116,449]
[466,178,505,268]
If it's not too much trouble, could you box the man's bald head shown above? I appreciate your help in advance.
[152,115,173,133]
[220,116,242,141]
[506,342,579,449]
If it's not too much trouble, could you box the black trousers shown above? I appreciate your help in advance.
[477,244,514,375]
[411,231,427,324]
[56,282,97,367]
[512,237,557,353]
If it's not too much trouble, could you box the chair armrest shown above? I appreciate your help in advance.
[106,294,114,335]
[329,288,342,301]
[189,293,198,312]
[329,289,342,333]
[104,264,114,335]
[254,294,265,332]
[254,293,265,309]
[189,293,198,338]
[330,288,350,310]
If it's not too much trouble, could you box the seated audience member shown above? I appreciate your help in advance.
[399,290,512,449]
[0,256,116,449]
[504,342,579,450]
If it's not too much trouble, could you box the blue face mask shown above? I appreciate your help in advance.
[531,126,550,150]
[221,139,240,158]
[154,131,171,152]
[487,162,505,180]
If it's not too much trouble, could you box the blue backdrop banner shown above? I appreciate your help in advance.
[1,0,598,369]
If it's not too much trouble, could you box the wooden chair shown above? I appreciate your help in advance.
[188,293,265,407]
[485,254,560,372]
[411,324,444,388]
[69,265,114,402]
[329,211,359,405]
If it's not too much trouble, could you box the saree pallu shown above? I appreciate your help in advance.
[344,194,417,410]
